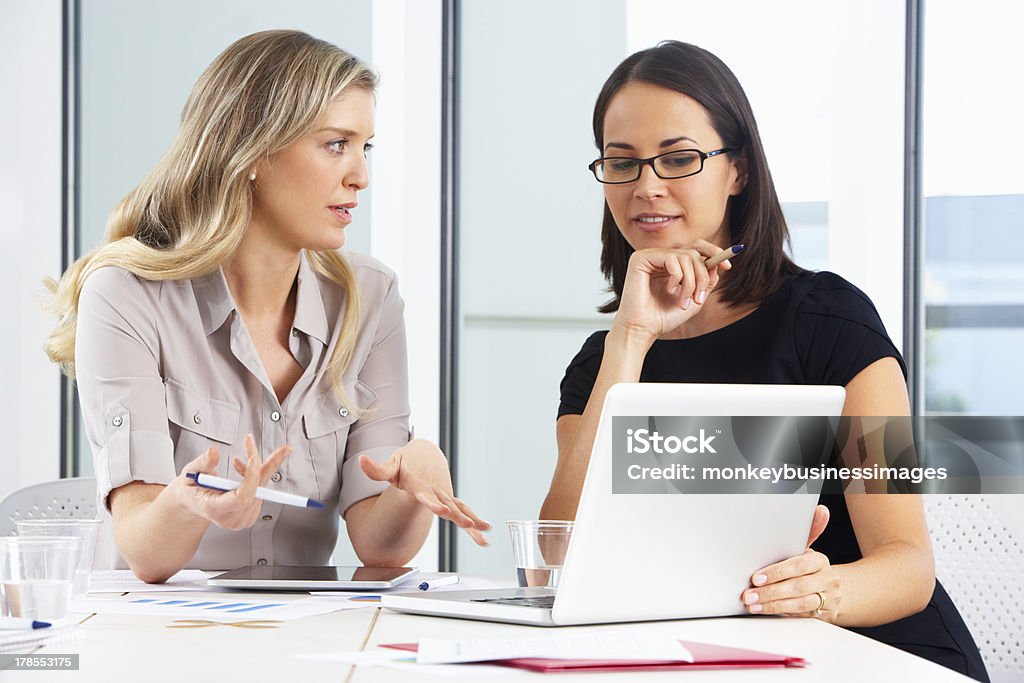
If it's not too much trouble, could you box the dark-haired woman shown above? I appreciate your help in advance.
[540,41,987,681]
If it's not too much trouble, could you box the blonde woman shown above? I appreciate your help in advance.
[46,30,489,583]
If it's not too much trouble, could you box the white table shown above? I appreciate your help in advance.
[7,588,974,682]
[357,609,975,682]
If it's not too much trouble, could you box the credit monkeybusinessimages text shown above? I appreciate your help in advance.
[624,427,948,484]
[613,416,1024,495]
[626,462,949,484]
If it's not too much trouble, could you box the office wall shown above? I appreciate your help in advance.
[921,0,1024,415]
[455,0,627,575]
[368,0,444,570]
[0,0,63,501]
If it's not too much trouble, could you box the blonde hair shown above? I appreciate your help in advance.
[45,30,377,411]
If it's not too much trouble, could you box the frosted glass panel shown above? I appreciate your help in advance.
[922,1,1024,415]
[455,0,625,574]
[458,321,609,577]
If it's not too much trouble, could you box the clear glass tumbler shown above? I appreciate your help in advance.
[0,536,82,621]
[506,520,574,588]
[16,519,101,598]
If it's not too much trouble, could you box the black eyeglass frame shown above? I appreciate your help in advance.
[588,147,735,184]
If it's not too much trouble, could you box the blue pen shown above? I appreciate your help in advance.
[186,472,325,509]
[418,575,460,591]
[0,617,51,630]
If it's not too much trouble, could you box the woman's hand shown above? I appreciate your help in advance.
[613,240,734,342]
[741,505,842,622]
[358,439,492,546]
[170,434,291,531]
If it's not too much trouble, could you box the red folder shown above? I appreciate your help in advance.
[382,640,806,673]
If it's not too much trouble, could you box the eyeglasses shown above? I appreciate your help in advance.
[588,148,734,184]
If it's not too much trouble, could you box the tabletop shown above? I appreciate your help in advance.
[4,587,974,683]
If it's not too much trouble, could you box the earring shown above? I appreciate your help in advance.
[249,172,256,181]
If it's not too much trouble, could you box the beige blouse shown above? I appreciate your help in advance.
[76,251,410,570]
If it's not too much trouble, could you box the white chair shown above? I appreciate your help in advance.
[925,494,1024,683]
[0,477,123,569]
[0,477,98,536]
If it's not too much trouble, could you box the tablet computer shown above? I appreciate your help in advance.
[207,565,419,590]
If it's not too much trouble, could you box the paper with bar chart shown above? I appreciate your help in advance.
[70,594,368,620]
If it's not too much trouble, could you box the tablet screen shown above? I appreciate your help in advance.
[205,565,421,591]
[214,565,417,584]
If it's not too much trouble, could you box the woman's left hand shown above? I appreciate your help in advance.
[741,505,842,622]
[358,439,492,546]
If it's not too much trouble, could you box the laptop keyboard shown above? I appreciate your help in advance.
[469,595,556,609]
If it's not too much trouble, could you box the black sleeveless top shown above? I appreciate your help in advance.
[558,271,988,682]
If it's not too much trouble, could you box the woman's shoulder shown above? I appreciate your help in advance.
[80,265,177,305]
[558,330,610,417]
[346,251,397,287]
[306,250,399,315]
[81,265,139,292]
[575,330,610,359]
[785,271,905,383]
[786,270,886,326]
[316,251,397,308]
[561,330,610,384]
[77,267,171,350]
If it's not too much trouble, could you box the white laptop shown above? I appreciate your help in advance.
[382,383,846,626]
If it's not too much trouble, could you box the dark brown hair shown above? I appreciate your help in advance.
[593,41,805,313]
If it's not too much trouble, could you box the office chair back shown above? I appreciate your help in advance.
[926,495,1024,683]
[0,477,124,570]
[0,477,98,537]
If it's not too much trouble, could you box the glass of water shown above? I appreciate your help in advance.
[0,536,82,621]
[507,520,574,588]
[15,519,101,598]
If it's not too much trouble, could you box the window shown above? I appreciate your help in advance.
[921,0,1024,414]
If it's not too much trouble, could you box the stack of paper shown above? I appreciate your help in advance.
[69,595,366,620]
[86,569,211,593]
[0,625,80,654]
[296,632,805,676]
[416,631,693,664]
[381,634,807,673]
